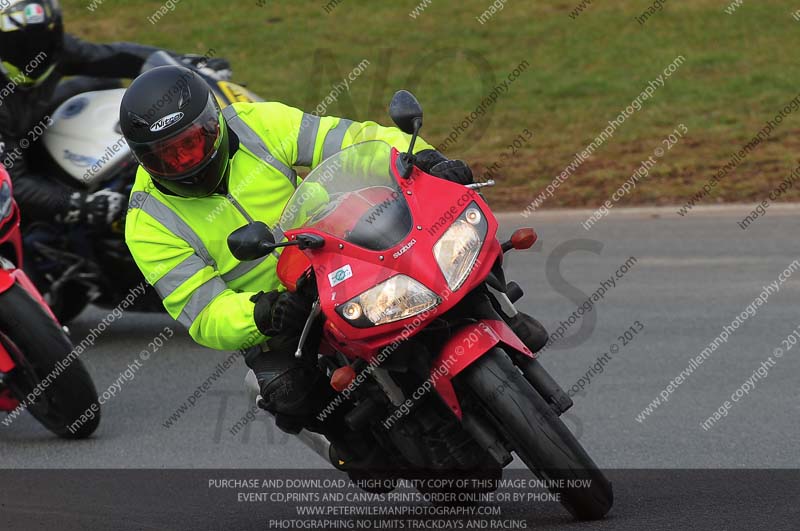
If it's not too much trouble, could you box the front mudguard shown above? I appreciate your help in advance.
[0,266,14,293]
[431,319,533,419]
[0,335,14,372]
[0,269,16,372]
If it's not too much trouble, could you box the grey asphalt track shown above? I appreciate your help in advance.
[1,204,798,529]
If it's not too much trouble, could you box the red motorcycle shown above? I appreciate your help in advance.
[0,166,100,438]
[229,91,612,520]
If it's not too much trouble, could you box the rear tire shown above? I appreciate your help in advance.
[460,348,612,520]
[0,284,100,438]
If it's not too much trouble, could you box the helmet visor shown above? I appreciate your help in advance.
[129,95,223,180]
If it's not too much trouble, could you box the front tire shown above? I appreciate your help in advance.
[0,284,100,438]
[460,348,613,520]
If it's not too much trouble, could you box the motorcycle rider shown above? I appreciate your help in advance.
[120,65,547,464]
[0,0,229,231]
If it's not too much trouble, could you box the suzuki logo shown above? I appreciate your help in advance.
[392,239,417,259]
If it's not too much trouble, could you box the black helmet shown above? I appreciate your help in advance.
[0,0,64,89]
[120,65,230,198]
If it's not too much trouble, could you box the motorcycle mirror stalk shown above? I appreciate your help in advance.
[388,90,496,189]
[389,90,424,179]
[227,222,325,261]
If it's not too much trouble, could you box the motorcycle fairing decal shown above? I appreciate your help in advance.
[328,264,353,287]
[59,97,90,119]
[392,238,416,259]
[63,149,100,168]
[431,319,533,419]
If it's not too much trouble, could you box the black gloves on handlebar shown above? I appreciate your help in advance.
[57,190,127,229]
[414,149,474,185]
[252,290,313,337]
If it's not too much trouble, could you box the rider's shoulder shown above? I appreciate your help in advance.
[229,101,298,120]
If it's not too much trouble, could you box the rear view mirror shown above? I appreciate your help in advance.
[389,90,423,135]
[227,222,275,261]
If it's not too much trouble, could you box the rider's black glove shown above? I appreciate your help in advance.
[414,149,474,185]
[252,290,313,337]
[180,54,232,81]
[429,159,474,185]
[57,190,126,229]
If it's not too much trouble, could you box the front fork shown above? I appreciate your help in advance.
[486,283,573,415]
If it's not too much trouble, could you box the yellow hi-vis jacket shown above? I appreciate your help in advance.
[125,102,433,351]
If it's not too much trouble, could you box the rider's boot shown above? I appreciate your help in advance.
[245,337,393,490]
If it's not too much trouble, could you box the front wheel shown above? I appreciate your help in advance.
[0,284,100,438]
[459,348,612,520]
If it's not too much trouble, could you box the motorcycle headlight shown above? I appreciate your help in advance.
[433,204,487,291]
[0,182,12,219]
[337,274,440,327]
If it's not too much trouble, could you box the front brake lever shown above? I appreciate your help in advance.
[295,299,322,358]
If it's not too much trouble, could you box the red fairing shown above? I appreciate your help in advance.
[431,319,534,419]
[0,168,23,270]
[281,148,502,363]
[278,147,533,420]
[0,167,19,372]
[0,166,60,375]
[12,268,59,323]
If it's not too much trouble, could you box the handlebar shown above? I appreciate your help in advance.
[466,180,496,190]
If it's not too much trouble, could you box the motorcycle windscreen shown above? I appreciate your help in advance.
[279,141,412,251]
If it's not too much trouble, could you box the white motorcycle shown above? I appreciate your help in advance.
[25,52,262,322]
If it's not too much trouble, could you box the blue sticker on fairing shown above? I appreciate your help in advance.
[60,97,90,119]
[63,150,99,168]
